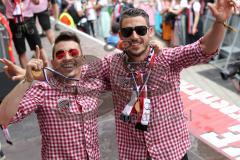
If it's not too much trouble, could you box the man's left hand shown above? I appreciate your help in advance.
[150,40,164,53]
[208,0,240,22]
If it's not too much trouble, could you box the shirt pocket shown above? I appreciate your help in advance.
[47,95,84,122]
[76,95,99,121]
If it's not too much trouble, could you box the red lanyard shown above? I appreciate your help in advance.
[121,47,156,131]
[125,47,156,98]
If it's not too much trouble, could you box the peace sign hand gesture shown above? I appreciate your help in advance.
[0,58,26,81]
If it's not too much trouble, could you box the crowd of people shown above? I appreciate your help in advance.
[55,0,209,47]
[0,0,235,66]
[55,0,219,47]
[0,0,240,159]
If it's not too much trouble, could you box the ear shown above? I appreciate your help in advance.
[148,26,155,38]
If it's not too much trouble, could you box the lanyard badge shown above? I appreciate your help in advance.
[57,97,71,114]
[120,47,155,131]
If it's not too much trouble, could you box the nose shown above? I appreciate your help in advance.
[129,30,139,39]
[64,52,73,60]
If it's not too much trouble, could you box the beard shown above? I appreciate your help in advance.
[126,43,149,60]
[127,46,148,56]
[124,38,150,59]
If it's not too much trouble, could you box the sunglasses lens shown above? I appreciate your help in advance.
[55,50,65,60]
[121,27,133,38]
[121,26,148,38]
[69,49,79,57]
[135,26,148,36]
[55,49,79,60]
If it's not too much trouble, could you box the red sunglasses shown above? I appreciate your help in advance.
[55,49,80,60]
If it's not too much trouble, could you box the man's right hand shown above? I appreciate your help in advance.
[25,46,45,82]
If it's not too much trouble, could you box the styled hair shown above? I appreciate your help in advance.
[52,31,82,59]
[119,8,150,28]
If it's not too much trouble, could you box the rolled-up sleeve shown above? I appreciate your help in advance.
[11,82,45,123]
[162,38,217,72]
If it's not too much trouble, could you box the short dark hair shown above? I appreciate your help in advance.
[119,8,150,28]
[111,22,120,34]
[52,31,82,59]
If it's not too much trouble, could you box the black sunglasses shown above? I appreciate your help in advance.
[121,26,149,38]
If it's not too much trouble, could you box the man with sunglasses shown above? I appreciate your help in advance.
[0,31,107,159]
[2,0,49,68]
[84,2,238,159]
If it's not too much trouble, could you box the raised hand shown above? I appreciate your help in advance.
[149,40,164,53]
[0,58,25,81]
[25,46,45,82]
[208,0,240,22]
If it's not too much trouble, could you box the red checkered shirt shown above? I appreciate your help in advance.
[12,68,106,160]
[87,39,215,160]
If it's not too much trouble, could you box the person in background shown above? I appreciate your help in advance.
[136,0,156,28]
[107,22,120,47]
[112,0,122,23]
[154,0,163,36]
[2,0,48,68]
[168,0,188,46]
[86,0,97,37]
[160,0,173,46]
[113,0,134,23]
[185,0,203,44]
[67,0,90,34]
[122,0,134,11]
[94,0,111,41]
[0,0,5,14]
[32,0,55,44]
[51,0,61,31]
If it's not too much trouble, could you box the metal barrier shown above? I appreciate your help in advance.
[204,11,240,73]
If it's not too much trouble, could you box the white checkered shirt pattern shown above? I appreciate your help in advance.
[87,39,214,160]
[12,70,106,160]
